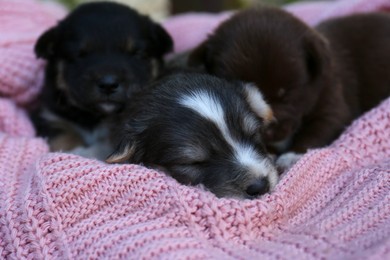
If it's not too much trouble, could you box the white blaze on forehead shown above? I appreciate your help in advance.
[179,90,236,148]
[179,90,226,130]
[179,90,278,188]
[243,83,274,125]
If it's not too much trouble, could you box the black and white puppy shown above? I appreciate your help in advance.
[32,2,173,156]
[107,72,278,199]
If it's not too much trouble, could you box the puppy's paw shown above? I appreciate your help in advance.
[68,144,111,161]
[68,146,96,159]
[276,152,303,173]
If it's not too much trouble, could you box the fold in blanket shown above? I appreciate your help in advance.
[1,96,389,259]
[0,0,389,259]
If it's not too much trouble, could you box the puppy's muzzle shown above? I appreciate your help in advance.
[245,177,270,197]
[98,74,121,95]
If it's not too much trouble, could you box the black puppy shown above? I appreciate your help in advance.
[107,72,278,199]
[32,2,173,156]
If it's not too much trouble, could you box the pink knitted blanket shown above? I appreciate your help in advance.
[0,0,389,259]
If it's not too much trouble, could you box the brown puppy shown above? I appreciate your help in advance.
[189,7,390,168]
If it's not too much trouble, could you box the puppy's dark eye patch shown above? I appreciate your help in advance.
[242,114,262,135]
[165,156,209,167]
[123,39,148,59]
[250,131,264,145]
[77,48,89,58]
[175,160,209,167]
[169,164,203,185]
[170,145,209,164]
[62,41,90,60]
[135,49,149,59]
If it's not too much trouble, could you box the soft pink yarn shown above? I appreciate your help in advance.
[0,0,389,258]
[0,97,389,259]
[0,0,65,106]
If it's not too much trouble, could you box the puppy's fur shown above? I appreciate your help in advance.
[107,72,278,199]
[189,7,390,158]
[32,2,173,155]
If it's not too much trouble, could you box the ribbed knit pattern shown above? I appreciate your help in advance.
[0,97,389,259]
[0,0,65,106]
[0,0,389,259]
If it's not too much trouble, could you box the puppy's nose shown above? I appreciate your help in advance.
[98,75,119,94]
[246,178,270,197]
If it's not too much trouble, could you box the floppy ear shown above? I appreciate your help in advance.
[304,32,331,82]
[106,137,137,164]
[149,23,173,57]
[243,83,274,126]
[35,26,59,59]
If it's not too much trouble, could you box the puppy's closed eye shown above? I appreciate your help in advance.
[132,48,149,59]
[169,159,209,168]
[242,114,263,139]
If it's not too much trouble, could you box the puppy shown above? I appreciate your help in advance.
[31,2,173,157]
[107,72,278,199]
[189,7,390,168]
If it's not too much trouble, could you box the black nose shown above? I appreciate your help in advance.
[246,178,270,197]
[98,75,119,94]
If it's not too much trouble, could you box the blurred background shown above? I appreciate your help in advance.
[41,0,304,21]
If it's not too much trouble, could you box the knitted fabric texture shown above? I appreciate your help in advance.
[0,0,65,106]
[0,0,389,259]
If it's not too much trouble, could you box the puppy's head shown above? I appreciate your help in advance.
[35,2,173,115]
[107,73,278,199]
[189,7,331,151]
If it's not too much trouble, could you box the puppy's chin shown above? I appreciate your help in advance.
[96,102,123,115]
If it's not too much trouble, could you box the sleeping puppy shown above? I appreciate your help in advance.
[106,72,278,199]
[189,7,390,169]
[31,2,173,158]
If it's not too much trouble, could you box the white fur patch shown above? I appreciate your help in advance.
[234,145,278,189]
[179,90,278,187]
[243,83,274,125]
[179,90,224,127]
[99,102,117,114]
[179,90,236,148]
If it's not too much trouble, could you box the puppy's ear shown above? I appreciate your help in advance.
[35,26,59,59]
[304,32,331,82]
[149,23,173,57]
[243,83,274,126]
[106,138,139,164]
